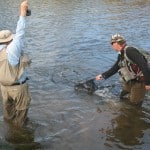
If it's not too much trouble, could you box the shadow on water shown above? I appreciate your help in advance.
[0,120,41,149]
[104,104,150,150]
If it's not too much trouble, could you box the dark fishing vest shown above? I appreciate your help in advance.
[0,47,31,86]
[118,46,143,82]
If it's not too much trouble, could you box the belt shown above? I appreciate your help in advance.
[128,76,145,83]
[138,76,145,82]
[134,76,145,82]
[11,78,28,86]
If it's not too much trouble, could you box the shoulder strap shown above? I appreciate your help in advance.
[123,46,134,64]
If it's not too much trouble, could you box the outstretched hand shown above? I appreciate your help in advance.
[96,74,103,81]
[20,0,28,17]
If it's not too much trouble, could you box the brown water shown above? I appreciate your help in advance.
[0,0,150,149]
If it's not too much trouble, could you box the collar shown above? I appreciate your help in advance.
[121,44,127,51]
[119,44,127,54]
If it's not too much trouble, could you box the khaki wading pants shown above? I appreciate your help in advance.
[121,80,146,105]
[1,83,31,127]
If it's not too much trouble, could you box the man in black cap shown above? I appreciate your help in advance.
[96,34,150,106]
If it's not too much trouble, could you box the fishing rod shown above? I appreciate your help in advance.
[25,0,31,16]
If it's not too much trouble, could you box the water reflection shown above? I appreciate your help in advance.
[105,105,150,149]
[3,120,41,149]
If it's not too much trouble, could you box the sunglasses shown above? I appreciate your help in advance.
[111,42,116,45]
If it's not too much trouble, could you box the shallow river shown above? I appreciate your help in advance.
[0,0,150,149]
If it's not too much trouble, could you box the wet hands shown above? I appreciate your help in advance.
[96,74,103,81]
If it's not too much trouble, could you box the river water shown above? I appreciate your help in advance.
[0,0,150,149]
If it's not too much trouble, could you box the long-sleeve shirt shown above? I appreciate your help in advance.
[102,46,150,85]
[0,16,27,83]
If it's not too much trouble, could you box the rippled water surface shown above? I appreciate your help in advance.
[0,0,150,149]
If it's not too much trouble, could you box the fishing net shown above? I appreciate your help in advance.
[74,79,98,94]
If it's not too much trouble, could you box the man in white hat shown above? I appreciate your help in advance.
[0,0,31,127]
[96,34,150,107]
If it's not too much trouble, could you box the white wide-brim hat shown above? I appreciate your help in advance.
[0,30,14,43]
